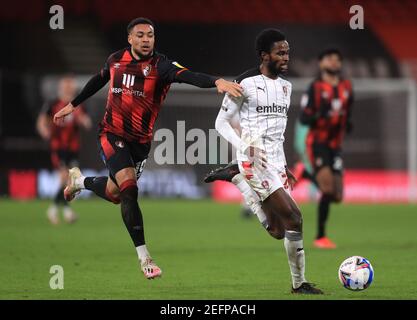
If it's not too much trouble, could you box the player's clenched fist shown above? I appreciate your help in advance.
[53,103,75,125]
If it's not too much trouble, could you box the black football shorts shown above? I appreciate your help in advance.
[309,143,343,175]
[51,150,79,169]
[98,132,151,186]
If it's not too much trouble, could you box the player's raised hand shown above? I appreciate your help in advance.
[215,79,243,98]
[53,103,75,125]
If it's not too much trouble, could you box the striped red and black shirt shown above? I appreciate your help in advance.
[300,77,353,150]
[98,48,188,143]
[41,99,86,152]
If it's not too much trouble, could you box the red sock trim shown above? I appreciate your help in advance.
[119,179,137,193]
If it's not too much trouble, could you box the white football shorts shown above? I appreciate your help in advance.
[238,161,290,201]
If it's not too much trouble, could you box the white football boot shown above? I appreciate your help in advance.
[64,167,83,201]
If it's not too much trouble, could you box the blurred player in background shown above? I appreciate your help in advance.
[52,18,242,280]
[208,29,323,294]
[297,48,353,249]
[37,75,92,225]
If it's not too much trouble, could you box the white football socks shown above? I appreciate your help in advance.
[231,173,268,229]
[136,245,151,264]
[231,172,307,288]
[284,230,306,289]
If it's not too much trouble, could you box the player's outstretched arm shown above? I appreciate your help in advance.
[71,72,110,107]
[176,71,243,97]
[53,72,110,125]
[214,78,243,97]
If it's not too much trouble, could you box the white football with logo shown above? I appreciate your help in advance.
[338,256,374,291]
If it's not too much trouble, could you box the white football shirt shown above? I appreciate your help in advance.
[215,68,292,169]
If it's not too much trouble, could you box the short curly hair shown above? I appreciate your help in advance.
[255,29,286,57]
[127,17,154,34]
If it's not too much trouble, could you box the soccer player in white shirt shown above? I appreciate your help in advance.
[208,29,323,294]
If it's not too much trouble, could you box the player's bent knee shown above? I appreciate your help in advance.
[105,188,121,204]
[286,208,303,231]
[120,179,137,193]
[294,212,303,229]
[268,228,285,240]
[119,179,138,202]
[115,167,136,184]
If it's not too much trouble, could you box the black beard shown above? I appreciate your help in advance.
[323,68,341,76]
[267,61,281,77]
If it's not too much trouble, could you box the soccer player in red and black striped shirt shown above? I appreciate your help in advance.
[37,75,92,225]
[53,17,243,279]
[299,48,354,249]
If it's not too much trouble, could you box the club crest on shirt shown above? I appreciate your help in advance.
[113,63,120,69]
[282,86,288,96]
[262,180,270,189]
[142,64,152,77]
[115,140,125,148]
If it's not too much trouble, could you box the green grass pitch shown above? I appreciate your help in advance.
[1,198,417,299]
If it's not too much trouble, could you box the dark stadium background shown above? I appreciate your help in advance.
[1,0,416,202]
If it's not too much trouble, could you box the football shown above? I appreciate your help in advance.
[338,256,374,291]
